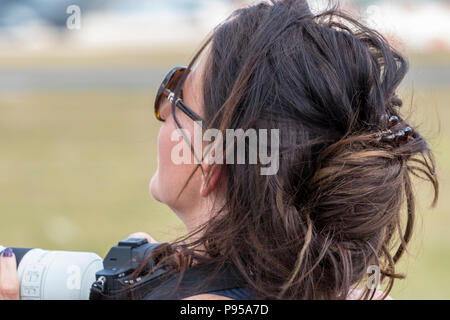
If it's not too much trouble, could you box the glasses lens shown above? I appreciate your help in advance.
[155,67,187,121]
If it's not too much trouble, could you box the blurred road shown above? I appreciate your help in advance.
[0,66,169,91]
[0,65,449,91]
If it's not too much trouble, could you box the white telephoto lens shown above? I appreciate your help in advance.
[0,246,103,300]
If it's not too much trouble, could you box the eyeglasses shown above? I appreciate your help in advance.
[154,66,203,122]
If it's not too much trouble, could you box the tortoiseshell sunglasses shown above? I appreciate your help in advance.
[154,66,203,122]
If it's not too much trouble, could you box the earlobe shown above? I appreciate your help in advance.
[200,177,207,197]
[200,163,214,197]
[200,163,225,197]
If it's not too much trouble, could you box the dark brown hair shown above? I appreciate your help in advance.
[133,0,439,299]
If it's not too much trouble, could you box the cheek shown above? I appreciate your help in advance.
[152,119,200,206]
[150,122,174,202]
[156,123,179,188]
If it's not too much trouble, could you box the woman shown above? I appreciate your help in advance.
[0,0,439,300]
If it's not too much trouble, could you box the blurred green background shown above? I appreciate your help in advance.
[0,50,196,254]
[0,0,449,299]
[1,49,448,300]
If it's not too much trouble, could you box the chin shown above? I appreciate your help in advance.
[149,174,161,202]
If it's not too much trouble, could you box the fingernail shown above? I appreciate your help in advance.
[2,247,13,257]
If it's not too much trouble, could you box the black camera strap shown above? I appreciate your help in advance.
[89,262,249,300]
[143,262,249,300]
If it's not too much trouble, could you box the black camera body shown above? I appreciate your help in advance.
[89,238,172,299]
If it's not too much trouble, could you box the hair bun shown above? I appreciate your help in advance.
[300,129,438,297]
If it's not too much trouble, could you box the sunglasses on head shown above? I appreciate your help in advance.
[154,66,203,123]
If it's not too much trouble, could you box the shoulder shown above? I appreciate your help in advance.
[182,294,234,300]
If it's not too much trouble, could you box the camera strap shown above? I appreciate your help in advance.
[89,262,249,300]
[142,262,249,300]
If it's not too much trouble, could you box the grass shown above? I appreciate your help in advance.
[0,89,185,258]
[0,52,449,299]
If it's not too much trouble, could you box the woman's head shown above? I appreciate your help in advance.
[144,0,439,299]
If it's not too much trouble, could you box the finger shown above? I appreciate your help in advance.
[0,248,20,300]
[127,232,158,244]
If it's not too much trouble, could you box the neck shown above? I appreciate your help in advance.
[173,192,226,256]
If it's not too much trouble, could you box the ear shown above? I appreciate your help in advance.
[200,161,226,197]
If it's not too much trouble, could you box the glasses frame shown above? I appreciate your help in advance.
[154,66,203,123]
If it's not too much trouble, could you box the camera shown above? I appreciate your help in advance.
[0,238,170,300]
[89,238,172,300]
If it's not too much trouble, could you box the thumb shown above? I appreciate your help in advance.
[0,248,20,300]
[127,232,158,244]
